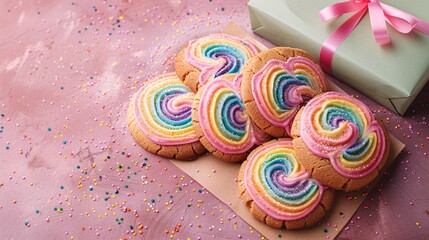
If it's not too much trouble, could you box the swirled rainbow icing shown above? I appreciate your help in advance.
[198,75,269,154]
[252,57,328,135]
[244,140,324,220]
[185,34,259,86]
[300,92,387,178]
[133,73,198,145]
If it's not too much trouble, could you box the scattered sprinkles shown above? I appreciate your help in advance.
[0,0,427,239]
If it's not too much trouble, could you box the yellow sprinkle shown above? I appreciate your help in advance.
[416,221,421,226]
[119,15,124,20]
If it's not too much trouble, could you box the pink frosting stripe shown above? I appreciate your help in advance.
[133,73,199,145]
[244,140,325,221]
[300,92,386,178]
[251,57,328,135]
[198,75,269,154]
[185,34,260,86]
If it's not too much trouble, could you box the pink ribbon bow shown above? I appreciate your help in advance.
[319,0,429,73]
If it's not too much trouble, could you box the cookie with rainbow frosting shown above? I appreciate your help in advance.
[127,73,206,160]
[291,92,390,191]
[238,139,335,229]
[241,47,329,137]
[175,34,260,92]
[192,74,270,162]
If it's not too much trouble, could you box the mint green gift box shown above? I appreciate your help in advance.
[248,0,429,115]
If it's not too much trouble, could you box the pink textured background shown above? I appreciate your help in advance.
[0,0,428,239]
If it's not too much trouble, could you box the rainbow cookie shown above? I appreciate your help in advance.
[192,74,270,162]
[127,73,206,160]
[291,92,390,191]
[175,34,260,92]
[241,47,328,137]
[238,139,335,229]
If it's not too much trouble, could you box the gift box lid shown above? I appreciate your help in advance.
[248,0,429,115]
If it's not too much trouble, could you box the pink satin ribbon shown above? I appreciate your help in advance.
[319,0,429,73]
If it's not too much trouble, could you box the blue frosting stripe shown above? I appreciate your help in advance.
[273,72,310,111]
[259,153,319,206]
[150,84,193,130]
[318,101,378,164]
[203,44,247,76]
[320,103,364,136]
[215,91,247,141]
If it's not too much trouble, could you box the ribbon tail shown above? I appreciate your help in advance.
[415,18,429,35]
[380,3,417,34]
[319,7,367,73]
[380,3,429,35]
[368,0,390,45]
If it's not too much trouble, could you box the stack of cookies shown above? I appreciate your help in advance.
[127,34,390,230]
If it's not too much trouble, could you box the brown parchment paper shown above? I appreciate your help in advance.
[172,22,405,240]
